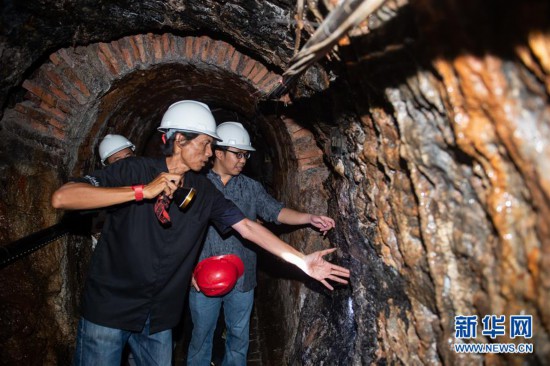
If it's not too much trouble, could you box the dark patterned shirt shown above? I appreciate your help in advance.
[197,169,284,291]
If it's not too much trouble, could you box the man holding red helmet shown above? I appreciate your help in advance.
[187,122,338,366]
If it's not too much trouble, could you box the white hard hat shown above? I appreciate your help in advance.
[99,134,135,165]
[157,100,221,140]
[215,122,256,151]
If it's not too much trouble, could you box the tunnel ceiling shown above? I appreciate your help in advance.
[0,31,284,177]
[0,0,336,171]
[0,0,308,112]
[3,0,550,365]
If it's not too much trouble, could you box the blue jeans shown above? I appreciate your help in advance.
[187,288,254,366]
[73,316,172,366]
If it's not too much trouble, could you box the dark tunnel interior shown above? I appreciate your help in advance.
[1,0,550,365]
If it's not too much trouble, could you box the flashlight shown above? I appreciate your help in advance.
[172,187,196,209]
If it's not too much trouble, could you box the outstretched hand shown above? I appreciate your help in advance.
[309,215,336,236]
[303,248,350,290]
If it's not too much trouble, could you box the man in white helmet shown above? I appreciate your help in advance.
[51,100,349,366]
[187,122,336,366]
[90,134,137,240]
[99,134,136,165]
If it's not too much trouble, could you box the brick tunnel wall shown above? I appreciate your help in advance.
[0,33,331,365]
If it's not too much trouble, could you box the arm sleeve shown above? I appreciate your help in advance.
[69,170,109,187]
[68,157,146,187]
[254,181,284,223]
[209,189,246,234]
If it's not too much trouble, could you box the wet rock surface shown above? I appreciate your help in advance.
[1,0,550,365]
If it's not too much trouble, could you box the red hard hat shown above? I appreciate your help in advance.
[193,254,245,296]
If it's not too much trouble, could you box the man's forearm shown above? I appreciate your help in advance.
[51,172,183,210]
[232,218,308,272]
[277,208,311,225]
[51,182,136,210]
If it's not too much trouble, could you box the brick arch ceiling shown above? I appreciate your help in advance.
[3,33,284,173]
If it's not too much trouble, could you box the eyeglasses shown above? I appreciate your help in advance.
[224,149,251,160]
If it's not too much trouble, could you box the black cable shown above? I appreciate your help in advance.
[0,211,96,270]
[0,223,70,269]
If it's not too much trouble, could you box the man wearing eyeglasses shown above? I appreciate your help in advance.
[187,122,337,366]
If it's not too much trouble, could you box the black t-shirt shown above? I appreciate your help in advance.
[73,156,245,333]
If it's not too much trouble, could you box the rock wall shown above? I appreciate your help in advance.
[256,0,550,364]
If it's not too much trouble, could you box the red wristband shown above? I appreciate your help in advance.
[131,185,144,202]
